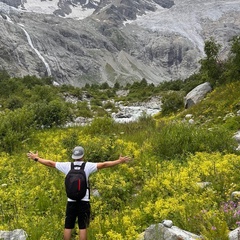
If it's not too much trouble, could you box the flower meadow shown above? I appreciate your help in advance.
[0,121,240,240]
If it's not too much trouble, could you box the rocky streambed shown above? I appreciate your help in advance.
[112,97,162,123]
[65,95,162,127]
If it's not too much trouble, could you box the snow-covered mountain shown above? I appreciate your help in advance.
[0,0,240,87]
[4,0,100,19]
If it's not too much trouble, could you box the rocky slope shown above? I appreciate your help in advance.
[0,0,240,87]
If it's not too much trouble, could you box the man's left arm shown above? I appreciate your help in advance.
[27,151,56,168]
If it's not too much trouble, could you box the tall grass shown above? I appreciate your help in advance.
[150,121,238,160]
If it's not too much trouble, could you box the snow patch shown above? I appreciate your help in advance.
[19,0,59,14]
[66,6,95,20]
[18,0,101,19]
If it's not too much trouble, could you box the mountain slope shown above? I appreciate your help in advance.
[0,0,240,87]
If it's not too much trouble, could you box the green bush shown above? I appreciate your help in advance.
[91,98,103,107]
[33,100,72,128]
[161,91,184,115]
[75,101,93,118]
[0,107,35,153]
[5,96,23,110]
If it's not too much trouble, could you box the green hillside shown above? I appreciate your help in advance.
[0,38,240,239]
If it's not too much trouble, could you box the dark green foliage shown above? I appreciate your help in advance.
[21,75,53,88]
[122,79,156,102]
[0,78,24,98]
[59,84,83,99]
[0,69,10,81]
[31,85,59,102]
[0,107,35,153]
[5,96,23,110]
[161,91,185,115]
[113,82,120,89]
[33,100,72,128]
[181,74,205,93]
[221,36,240,83]
[103,101,117,111]
[199,38,223,86]
[157,79,185,91]
[91,98,103,107]
[75,101,93,118]
[100,82,110,89]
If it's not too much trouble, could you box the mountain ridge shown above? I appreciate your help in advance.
[0,0,240,87]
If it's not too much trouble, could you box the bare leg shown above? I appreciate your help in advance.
[79,229,87,240]
[64,228,72,240]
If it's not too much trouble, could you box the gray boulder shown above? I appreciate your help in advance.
[184,82,212,109]
[233,131,240,144]
[233,131,240,151]
[0,229,27,240]
[229,228,240,240]
[140,221,202,240]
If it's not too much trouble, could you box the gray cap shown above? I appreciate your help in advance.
[72,146,84,159]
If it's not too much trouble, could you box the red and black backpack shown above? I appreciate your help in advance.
[65,162,89,201]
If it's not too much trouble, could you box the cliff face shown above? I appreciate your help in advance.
[0,0,240,87]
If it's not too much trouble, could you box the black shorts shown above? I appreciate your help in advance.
[65,201,91,229]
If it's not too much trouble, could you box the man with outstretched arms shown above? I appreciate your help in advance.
[27,146,131,240]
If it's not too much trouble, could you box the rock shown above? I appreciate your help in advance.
[185,114,193,119]
[233,131,240,143]
[233,131,240,151]
[231,191,240,202]
[223,112,235,121]
[116,90,129,97]
[115,112,132,119]
[229,228,240,240]
[188,119,195,124]
[196,182,211,188]
[0,229,27,240]
[184,82,212,109]
[143,222,203,240]
[92,189,100,197]
[162,220,173,228]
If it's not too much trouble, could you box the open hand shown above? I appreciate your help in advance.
[27,151,39,160]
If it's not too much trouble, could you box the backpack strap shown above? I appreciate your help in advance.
[80,162,86,170]
[71,162,85,169]
[80,162,90,199]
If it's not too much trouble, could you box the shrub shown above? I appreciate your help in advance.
[161,91,185,115]
[0,107,35,153]
[75,101,93,118]
[90,98,103,107]
[5,96,23,110]
[33,100,72,128]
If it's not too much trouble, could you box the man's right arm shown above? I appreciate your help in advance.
[27,151,56,168]
[97,156,131,170]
